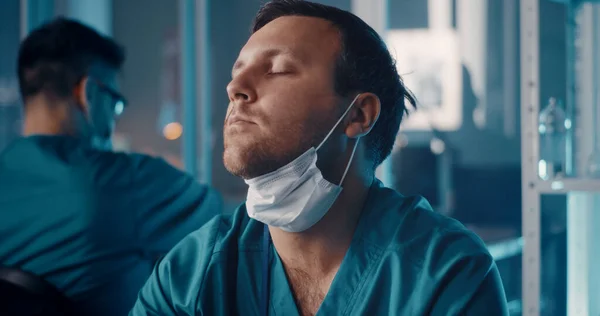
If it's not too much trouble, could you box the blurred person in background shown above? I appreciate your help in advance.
[0,18,221,316]
[131,1,508,315]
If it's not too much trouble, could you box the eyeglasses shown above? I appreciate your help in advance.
[91,79,128,116]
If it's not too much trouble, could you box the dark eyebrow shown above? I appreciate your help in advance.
[232,47,304,74]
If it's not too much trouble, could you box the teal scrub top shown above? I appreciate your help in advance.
[0,136,222,316]
[131,180,508,316]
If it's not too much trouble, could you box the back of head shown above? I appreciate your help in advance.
[252,0,416,168]
[18,17,124,102]
[18,18,126,149]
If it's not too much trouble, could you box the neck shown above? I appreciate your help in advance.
[269,170,373,277]
[22,95,76,137]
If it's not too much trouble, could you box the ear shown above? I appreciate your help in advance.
[73,76,90,116]
[344,92,381,138]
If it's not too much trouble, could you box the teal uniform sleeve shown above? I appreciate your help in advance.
[428,229,509,316]
[132,156,222,257]
[130,218,219,316]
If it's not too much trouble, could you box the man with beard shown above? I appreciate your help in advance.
[131,1,508,315]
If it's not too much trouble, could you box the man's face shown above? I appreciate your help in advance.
[84,64,126,149]
[224,16,343,179]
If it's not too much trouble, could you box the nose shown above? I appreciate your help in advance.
[226,75,257,104]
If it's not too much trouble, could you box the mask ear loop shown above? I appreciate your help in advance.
[339,137,360,186]
[316,94,361,151]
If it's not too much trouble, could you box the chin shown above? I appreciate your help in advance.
[223,144,291,180]
[223,147,249,178]
[223,128,315,179]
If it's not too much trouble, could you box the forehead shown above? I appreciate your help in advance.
[239,16,341,65]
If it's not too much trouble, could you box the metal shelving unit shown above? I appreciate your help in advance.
[520,1,542,313]
[521,1,600,315]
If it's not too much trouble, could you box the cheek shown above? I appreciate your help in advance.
[262,111,327,156]
[259,85,313,127]
[247,75,337,143]
[260,100,306,141]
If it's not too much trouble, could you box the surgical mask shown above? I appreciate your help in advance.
[244,95,361,232]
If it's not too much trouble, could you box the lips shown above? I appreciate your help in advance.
[227,115,255,126]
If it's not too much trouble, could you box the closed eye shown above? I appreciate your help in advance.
[266,70,294,77]
[268,60,297,77]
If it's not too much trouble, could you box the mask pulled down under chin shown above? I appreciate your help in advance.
[244,147,343,233]
[244,94,361,232]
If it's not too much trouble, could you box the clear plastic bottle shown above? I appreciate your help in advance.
[538,97,568,180]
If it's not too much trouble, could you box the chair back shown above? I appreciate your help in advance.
[0,266,75,316]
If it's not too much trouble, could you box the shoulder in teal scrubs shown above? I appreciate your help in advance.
[131,180,508,315]
[0,136,222,316]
